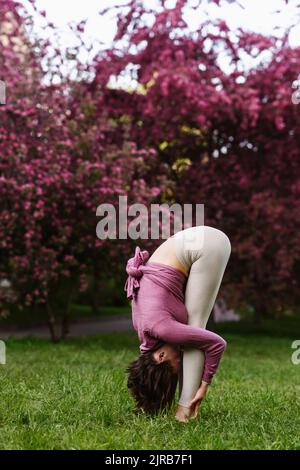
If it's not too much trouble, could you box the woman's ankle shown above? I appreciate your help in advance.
[175,403,197,420]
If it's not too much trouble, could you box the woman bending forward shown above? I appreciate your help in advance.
[124,225,231,423]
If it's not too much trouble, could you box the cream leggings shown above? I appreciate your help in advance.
[172,226,231,407]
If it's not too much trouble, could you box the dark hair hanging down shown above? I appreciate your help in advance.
[126,347,179,415]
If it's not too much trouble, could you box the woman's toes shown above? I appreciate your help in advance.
[175,414,189,423]
[175,405,193,422]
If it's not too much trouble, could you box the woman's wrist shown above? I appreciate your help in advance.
[200,382,209,394]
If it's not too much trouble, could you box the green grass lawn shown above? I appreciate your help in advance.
[0,324,300,450]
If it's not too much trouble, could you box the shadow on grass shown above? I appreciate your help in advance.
[4,331,139,353]
[3,316,300,353]
[0,304,131,328]
[215,315,300,339]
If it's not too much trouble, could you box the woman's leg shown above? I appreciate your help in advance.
[174,226,231,409]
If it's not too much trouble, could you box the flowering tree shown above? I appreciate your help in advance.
[92,0,300,319]
[1,0,299,342]
[0,0,169,341]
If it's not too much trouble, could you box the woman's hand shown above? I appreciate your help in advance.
[189,382,209,417]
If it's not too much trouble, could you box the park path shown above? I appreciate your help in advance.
[0,313,133,340]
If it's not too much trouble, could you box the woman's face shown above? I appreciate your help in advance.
[152,343,181,373]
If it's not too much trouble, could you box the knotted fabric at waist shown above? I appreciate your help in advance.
[124,247,186,302]
[124,246,150,300]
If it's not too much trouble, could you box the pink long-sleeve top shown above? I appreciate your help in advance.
[124,247,227,384]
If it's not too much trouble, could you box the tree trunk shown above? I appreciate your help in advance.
[46,301,61,343]
[61,306,70,340]
[91,262,103,314]
[91,279,100,314]
[61,286,75,340]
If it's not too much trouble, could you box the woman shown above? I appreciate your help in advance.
[125,225,231,422]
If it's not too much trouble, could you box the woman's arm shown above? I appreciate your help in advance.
[150,318,227,384]
[189,381,209,415]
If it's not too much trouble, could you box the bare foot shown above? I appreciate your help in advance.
[175,404,198,423]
